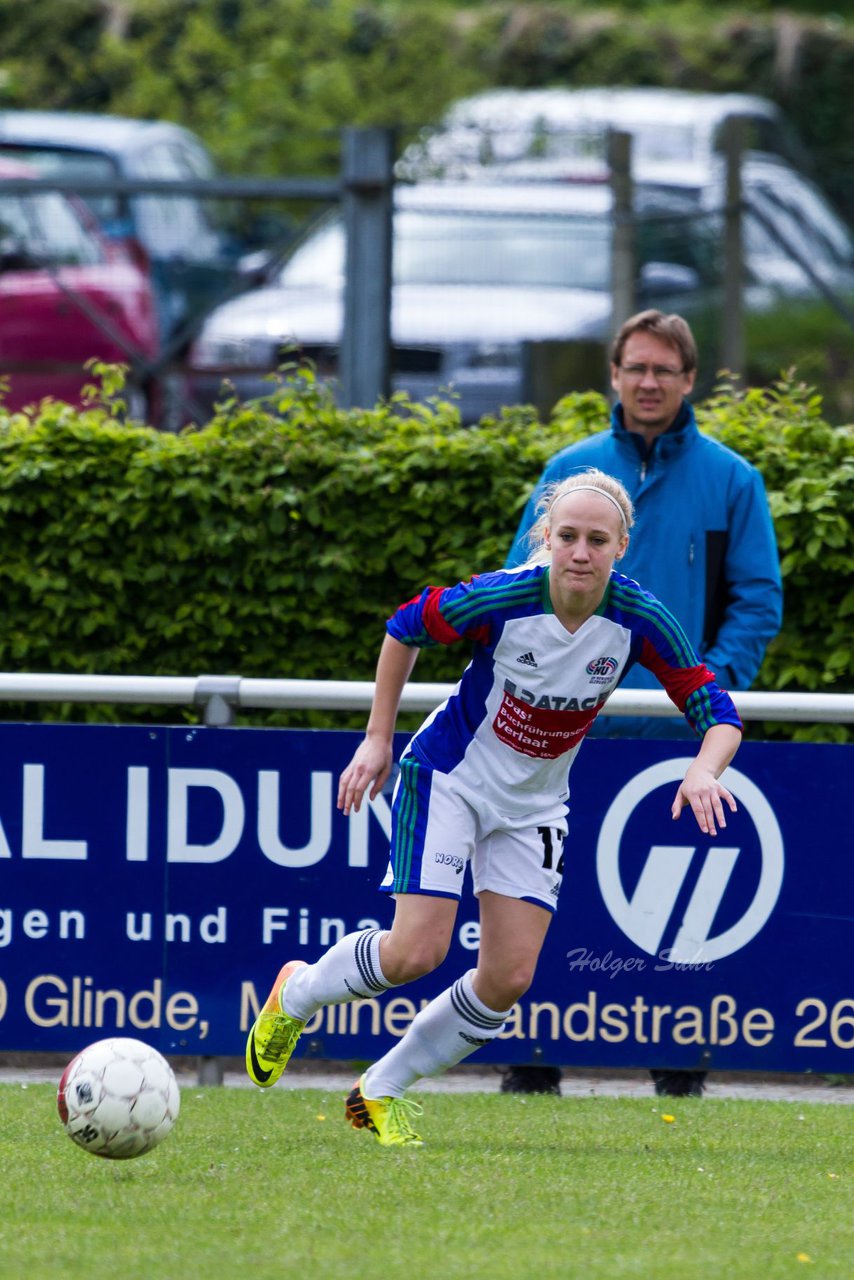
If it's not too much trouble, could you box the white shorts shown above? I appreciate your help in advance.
[379,756,568,913]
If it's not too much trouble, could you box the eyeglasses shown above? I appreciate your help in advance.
[619,363,686,383]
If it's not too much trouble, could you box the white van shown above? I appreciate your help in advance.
[398,87,808,181]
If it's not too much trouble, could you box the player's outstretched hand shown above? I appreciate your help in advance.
[671,763,737,836]
[337,736,394,815]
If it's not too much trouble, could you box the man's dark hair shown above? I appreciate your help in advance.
[610,309,698,374]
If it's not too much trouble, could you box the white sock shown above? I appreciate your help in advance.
[281,928,396,1022]
[363,969,510,1099]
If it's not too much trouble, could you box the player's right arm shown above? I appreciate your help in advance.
[337,634,419,815]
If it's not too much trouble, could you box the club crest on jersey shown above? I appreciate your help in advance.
[586,655,619,684]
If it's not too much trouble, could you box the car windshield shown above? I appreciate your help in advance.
[0,146,120,222]
[283,208,612,291]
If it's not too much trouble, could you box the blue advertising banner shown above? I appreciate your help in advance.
[0,722,850,1073]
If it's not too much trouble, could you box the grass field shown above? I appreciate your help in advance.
[1,1082,851,1280]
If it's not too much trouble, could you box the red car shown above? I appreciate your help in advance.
[0,158,158,416]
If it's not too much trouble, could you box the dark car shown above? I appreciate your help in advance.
[0,157,159,415]
[0,111,246,348]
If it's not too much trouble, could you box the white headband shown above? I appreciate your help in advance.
[558,485,628,534]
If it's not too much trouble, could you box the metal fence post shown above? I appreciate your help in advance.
[721,117,745,376]
[195,675,239,1084]
[195,675,241,727]
[608,129,636,345]
[339,127,395,410]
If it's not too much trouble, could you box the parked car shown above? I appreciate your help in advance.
[186,178,720,422]
[397,87,811,181]
[0,157,159,415]
[0,111,248,347]
[187,162,854,423]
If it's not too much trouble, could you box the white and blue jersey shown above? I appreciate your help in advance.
[388,564,741,825]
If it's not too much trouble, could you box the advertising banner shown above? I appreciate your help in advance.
[0,722,850,1073]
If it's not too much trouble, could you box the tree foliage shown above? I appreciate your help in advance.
[4,2,854,222]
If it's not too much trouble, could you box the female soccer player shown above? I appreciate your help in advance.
[245,469,743,1145]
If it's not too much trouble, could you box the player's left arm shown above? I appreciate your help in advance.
[631,586,743,828]
[671,722,742,836]
[704,468,783,689]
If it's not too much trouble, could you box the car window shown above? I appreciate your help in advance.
[282,220,345,287]
[621,184,719,281]
[619,124,699,165]
[23,191,102,265]
[0,189,101,266]
[168,139,216,181]
[742,203,783,261]
[749,171,854,265]
[0,193,33,244]
[0,145,121,224]
[745,184,838,269]
[396,210,611,289]
[635,211,718,282]
[419,120,702,171]
[133,141,221,261]
[710,116,781,157]
[523,121,699,167]
[282,209,612,292]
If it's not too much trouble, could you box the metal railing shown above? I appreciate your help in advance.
[0,672,851,726]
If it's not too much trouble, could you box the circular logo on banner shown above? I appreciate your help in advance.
[596,761,784,963]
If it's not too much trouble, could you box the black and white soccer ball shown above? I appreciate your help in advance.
[57,1037,180,1159]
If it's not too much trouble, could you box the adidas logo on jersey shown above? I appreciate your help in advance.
[516,651,538,668]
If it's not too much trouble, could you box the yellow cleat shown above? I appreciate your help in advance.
[345,1075,424,1147]
[245,959,307,1088]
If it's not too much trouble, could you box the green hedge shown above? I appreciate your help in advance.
[0,368,850,738]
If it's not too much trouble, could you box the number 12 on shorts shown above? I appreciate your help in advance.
[537,826,565,876]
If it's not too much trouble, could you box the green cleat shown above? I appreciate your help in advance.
[345,1075,424,1147]
[245,959,307,1088]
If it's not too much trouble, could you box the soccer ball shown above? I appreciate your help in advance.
[57,1037,180,1160]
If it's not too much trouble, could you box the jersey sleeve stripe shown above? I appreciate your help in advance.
[609,578,697,666]
[441,575,543,630]
[686,684,714,733]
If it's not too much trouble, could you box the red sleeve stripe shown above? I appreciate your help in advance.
[422,586,464,645]
[639,637,717,711]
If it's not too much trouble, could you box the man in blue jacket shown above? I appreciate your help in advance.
[503,309,782,1098]
[506,309,782,740]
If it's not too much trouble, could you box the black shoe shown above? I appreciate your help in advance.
[650,1069,707,1097]
[500,1065,562,1095]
